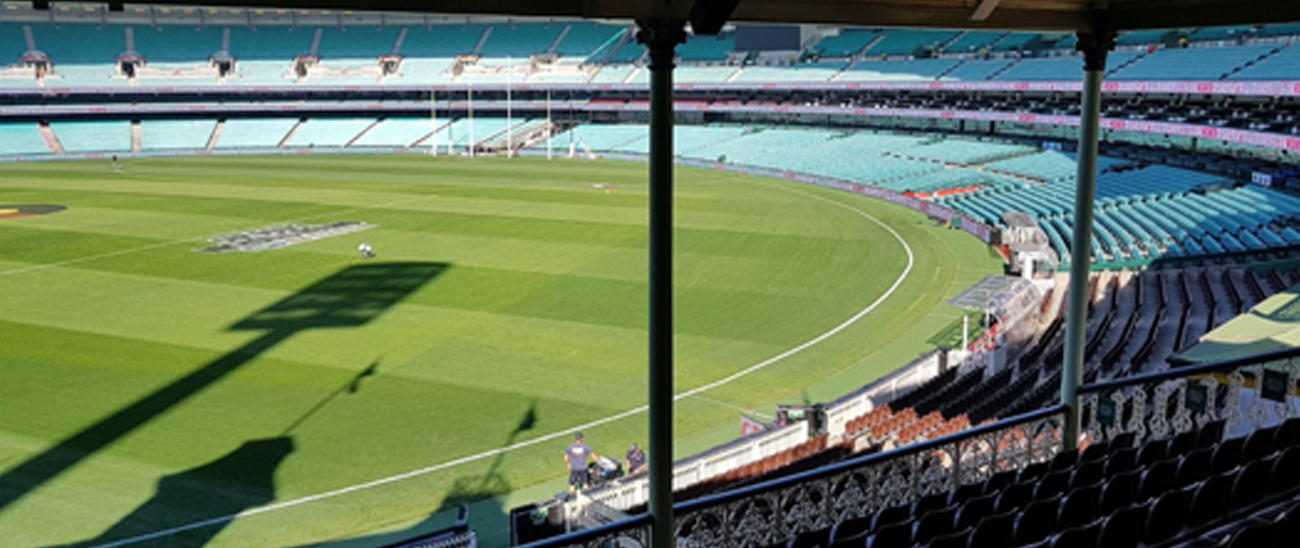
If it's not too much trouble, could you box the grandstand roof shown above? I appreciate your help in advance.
[949,275,1032,312]
[163,0,1300,32]
[1174,280,1300,364]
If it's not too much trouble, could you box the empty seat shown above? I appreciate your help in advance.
[830,515,873,544]
[1143,486,1194,544]
[912,492,951,521]
[983,470,1018,495]
[996,481,1035,513]
[1275,417,1300,449]
[1138,460,1178,502]
[1168,430,1199,456]
[949,482,985,507]
[1050,450,1079,471]
[955,493,998,531]
[1243,427,1278,462]
[1105,447,1139,477]
[1015,497,1061,545]
[967,511,1016,548]
[1101,470,1141,514]
[1231,459,1272,509]
[1226,520,1278,548]
[1199,420,1227,448]
[791,527,832,548]
[866,521,912,548]
[1112,431,1138,450]
[1176,447,1214,488]
[1057,484,1101,529]
[1035,470,1072,500]
[1270,446,1300,495]
[1018,461,1051,483]
[1070,460,1104,489]
[1212,437,1246,475]
[1097,503,1148,548]
[872,504,911,531]
[1136,439,1169,467]
[1048,521,1100,548]
[922,529,969,548]
[912,506,958,546]
[1080,441,1110,463]
[1189,471,1233,526]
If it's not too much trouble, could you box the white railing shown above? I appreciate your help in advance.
[823,350,944,439]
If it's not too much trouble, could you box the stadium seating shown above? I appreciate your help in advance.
[286,118,376,147]
[813,29,880,58]
[731,63,844,83]
[551,23,625,60]
[477,23,563,58]
[133,26,224,64]
[316,27,401,60]
[215,118,299,149]
[945,31,1006,54]
[943,59,1015,81]
[1231,43,1300,80]
[837,58,961,81]
[351,117,438,147]
[50,121,131,153]
[401,25,488,58]
[140,120,216,150]
[0,123,53,155]
[1111,44,1277,80]
[588,64,636,84]
[865,29,959,56]
[997,50,1143,81]
[677,32,735,62]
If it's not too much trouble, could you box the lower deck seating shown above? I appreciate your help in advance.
[760,417,1300,548]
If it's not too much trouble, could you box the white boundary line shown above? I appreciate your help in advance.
[81,181,915,548]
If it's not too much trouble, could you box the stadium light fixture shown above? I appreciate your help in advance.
[969,0,1001,22]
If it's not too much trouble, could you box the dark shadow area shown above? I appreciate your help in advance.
[295,402,538,548]
[60,437,295,548]
[0,262,448,517]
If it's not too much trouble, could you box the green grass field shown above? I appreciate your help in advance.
[0,155,1000,548]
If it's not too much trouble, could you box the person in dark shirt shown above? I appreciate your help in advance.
[626,442,647,475]
[564,432,596,495]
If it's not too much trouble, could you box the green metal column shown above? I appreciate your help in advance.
[636,19,685,548]
[1061,31,1116,451]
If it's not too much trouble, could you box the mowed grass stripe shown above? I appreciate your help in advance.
[0,155,992,548]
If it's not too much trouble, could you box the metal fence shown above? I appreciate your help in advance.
[1080,346,1300,447]
[524,406,1065,548]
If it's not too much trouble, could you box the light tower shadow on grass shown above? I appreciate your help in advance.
[0,262,449,519]
[293,402,539,548]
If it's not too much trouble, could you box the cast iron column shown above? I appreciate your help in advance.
[1061,31,1116,451]
[637,18,685,548]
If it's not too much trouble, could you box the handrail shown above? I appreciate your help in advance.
[1079,344,1300,395]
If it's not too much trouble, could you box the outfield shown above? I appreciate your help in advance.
[0,155,1000,548]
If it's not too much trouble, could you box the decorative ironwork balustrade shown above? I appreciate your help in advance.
[523,406,1064,548]
[1080,346,1300,447]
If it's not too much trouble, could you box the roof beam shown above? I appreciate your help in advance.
[969,0,1002,22]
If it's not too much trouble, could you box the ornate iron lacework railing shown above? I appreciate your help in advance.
[1080,346,1300,447]
[521,406,1066,548]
